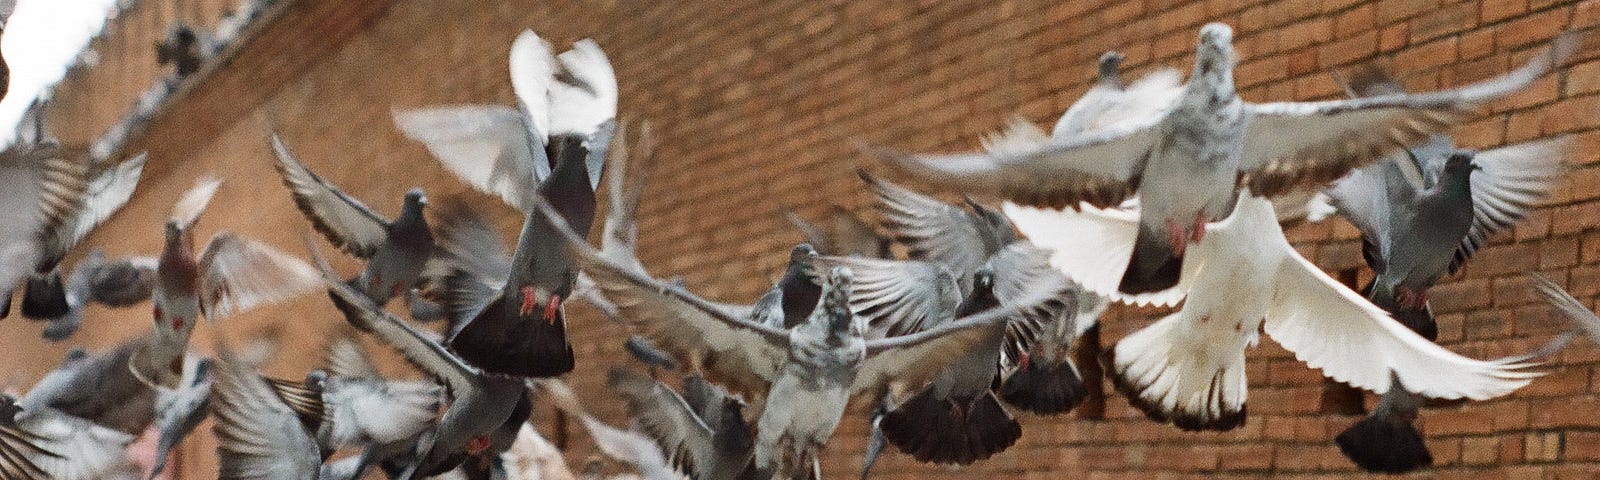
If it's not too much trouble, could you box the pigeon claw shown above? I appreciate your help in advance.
[519,286,538,317]
[543,294,561,324]
[466,435,492,455]
[1164,218,1188,256]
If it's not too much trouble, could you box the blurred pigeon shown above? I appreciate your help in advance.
[22,340,158,434]
[0,0,13,102]
[0,143,92,318]
[395,30,615,211]
[1007,192,1539,431]
[1323,68,1570,340]
[539,196,1036,479]
[323,268,529,479]
[210,344,349,479]
[270,133,435,305]
[1049,51,1184,138]
[147,358,213,480]
[17,153,144,325]
[541,377,682,480]
[0,394,137,480]
[601,369,759,480]
[155,22,213,79]
[130,178,322,389]
[875,24,1575,295]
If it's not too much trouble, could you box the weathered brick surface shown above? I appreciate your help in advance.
[6,0,1600,477]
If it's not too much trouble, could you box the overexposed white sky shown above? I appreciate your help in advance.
[0,0,119,148]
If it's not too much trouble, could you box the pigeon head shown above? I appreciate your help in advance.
[971,268,996,293]
[404,188,428,208]
[1097,51,1125,86]
[304,370,328,392]
[1444,151,1480,173]
[64,347,88,363]
[816,266,856,334]
[787,243,820,279]
[1193,23,1236,86]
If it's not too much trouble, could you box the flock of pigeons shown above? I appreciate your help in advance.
[0,16,1595,480]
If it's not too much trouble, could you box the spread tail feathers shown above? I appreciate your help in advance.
[448,293,575,377]
[20,272,69,320]
[877,388,1021,465]
[999,357,1087,415]
[1118,226,1182,294]
[1336,411,1432,473]
[1104,312,1248,431]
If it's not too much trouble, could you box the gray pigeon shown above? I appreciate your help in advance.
[0,394,137,480]
[155,22,212,79]
[270,134,434,306]
[16,152,145,325]
[322,268,529,480]
[147,358,214,480]
[22,341,158,435]
[1324,68,1570,340]
[130,178,321,389]
[211,345,345,480]
[29,250,158,341]
[604,369,759,480]
[537,195,1036,479]
[875,24,1575,295]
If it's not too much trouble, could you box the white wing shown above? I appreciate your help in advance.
[508,30,555,141]
[393,105,544,209]
[1003,201,1187,307]
[196,233,320,318]
[548,39,618,138]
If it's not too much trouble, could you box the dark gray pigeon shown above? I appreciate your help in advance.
[1324,67,1570,340]
[22,340,157,435]
[537,194,1038,479]
[211,344,353,480]
[875,24,1575,295]
[270,134,435,306]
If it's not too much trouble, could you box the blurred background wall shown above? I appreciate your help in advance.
[7,0,1600,477]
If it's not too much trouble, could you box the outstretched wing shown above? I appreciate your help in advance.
[267,135,390,258]
[196,233,320,318]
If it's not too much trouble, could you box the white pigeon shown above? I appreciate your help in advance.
[1004,192,1540,430]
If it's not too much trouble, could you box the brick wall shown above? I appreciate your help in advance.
[8,0,1600,477]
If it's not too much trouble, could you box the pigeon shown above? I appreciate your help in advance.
[536,195,1039,479]
[22,341,158,435]
[394,29,615,212]
[16,153,145,325]
[210,344,346,480]
[1006,192,1540,431]
[600,369,759,480]
[0,393,138,480]
[322,266,530,479]
[874,23,1575,295]
[540,377,682,480]
[0,143,91,318]
[1322,68,1571,340]
[781,206,892,258]
[130,177,322,389]
[1337,272,1598,473]
[856,172,1106,415]
[155,22,212,79]
[147,357,214,480]
[270,133,435,306]
[1048,51,1184,138]
[289,336,442,465]
[441,103,605,377]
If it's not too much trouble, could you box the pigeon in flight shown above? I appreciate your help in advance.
[875,23,1575,295]
[269,133,435,306]
[395,29,615,212]
[1321,68,1570,340]
[322,265,531,479]
[1007,192,1540,431]
[130,178,322,389]
[535,194,1039,479]
[210,344,353,480]
[598,369,759,480]
[1049,51,1183,138]
[0,142,95,319]
[21,342,158,435]
[15,153,145,327]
